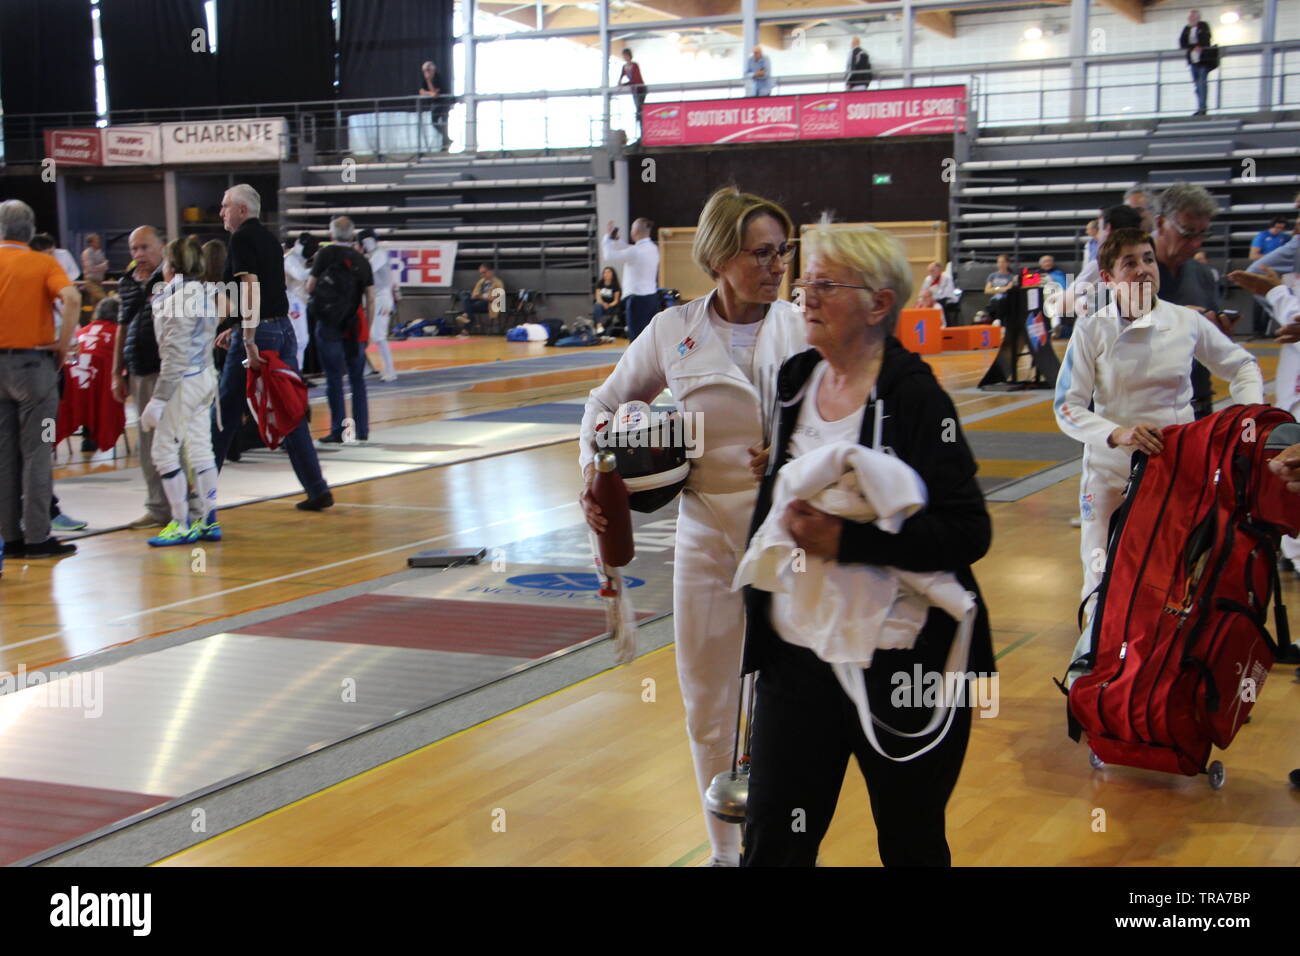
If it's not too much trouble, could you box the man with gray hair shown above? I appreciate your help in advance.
[0,200,82,558]
[306,216,374,444]
[1154,182,1233,418]
[213,184,332,510]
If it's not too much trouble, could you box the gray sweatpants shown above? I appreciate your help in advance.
[129,372,172,523]
[0,351,59,545]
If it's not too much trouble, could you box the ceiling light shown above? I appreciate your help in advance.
[1024,26,1043,41]
[1219,10,1240,24]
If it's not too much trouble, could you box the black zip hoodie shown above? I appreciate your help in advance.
[741,338,995,676]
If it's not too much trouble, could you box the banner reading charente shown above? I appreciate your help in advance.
[642,85,967,146]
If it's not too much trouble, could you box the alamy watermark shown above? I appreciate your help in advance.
[0,665,104,718]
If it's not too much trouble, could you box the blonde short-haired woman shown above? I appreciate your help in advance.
[579,186,806,866]
[740,220,993,866]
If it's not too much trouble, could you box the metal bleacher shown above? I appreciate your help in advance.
[951,112,1300,317]
[279,150,605,324]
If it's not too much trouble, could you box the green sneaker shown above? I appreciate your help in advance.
[197,519,222,542]
[147,521,201,548]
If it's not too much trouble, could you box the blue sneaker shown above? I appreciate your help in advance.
[197,519,222,542]
[51,513,89,532]
[147,521,201,548]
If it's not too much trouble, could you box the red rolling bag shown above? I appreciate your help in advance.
[1065,405,1300,786]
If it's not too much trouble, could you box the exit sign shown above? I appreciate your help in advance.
[872,173,892,185]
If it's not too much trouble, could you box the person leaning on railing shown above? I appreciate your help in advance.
[418,60,452,151]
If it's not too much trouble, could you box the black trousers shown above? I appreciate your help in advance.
[624,293,659,343]
[744,636,974,867]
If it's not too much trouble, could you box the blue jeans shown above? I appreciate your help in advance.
[624,293,659,343]
[1190,64,1210,112]
[212,318,328,499]
[314,329,369,440]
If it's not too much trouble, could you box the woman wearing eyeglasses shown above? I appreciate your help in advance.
[739,220,993,866]
[579,185,805,867]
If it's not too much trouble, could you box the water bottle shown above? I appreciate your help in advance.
[592,451,634,568]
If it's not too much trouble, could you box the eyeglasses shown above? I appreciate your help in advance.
[791,278,875,300]
[1168,219,1214,241]
[739,241,798,268]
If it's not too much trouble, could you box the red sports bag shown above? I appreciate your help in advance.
[1066,404,1300,781]
[245,349,308,450]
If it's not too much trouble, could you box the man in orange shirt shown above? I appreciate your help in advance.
[0,200,82,559]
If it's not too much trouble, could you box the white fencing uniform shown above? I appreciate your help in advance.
[366,240,398,381]
[284,246,311,371]
[1265,285,1300,561]
[149,277,221,524]
[1055,298,1263,615]
[580,291,805,864]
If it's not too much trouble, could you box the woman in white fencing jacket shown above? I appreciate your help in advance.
[579,186,806,866]
[739,222,993,867]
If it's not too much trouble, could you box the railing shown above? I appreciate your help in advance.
[2,40,1298,165]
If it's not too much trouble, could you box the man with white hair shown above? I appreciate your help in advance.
[601,217,660,342]
[0,200,82,558]
[845,36,872,90]
[212,184,332,510]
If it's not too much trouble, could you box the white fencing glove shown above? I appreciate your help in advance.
[140,396,167,432]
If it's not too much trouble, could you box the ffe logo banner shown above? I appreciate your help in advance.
[384,242,459,288]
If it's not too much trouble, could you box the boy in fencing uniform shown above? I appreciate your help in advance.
[358,229,399,382]
[139,237,223,546]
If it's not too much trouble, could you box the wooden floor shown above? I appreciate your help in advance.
[6,337,1296,867]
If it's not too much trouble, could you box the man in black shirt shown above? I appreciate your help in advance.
[1153,182,1233,419]
[212,184,332,510]
[846,36,872,90]
[1178,10,1214,116]
[306,217,375,444]
[110,224,185,529]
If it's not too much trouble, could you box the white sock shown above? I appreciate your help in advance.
[195,467,219,525]
[161,470,190,526]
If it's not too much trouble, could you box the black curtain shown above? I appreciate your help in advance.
[339,0,453,101]
[0,0,96,162]
[217,0,335,106]
[101,0,218,113]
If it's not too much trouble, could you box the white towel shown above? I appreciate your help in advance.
[733,440,977,761]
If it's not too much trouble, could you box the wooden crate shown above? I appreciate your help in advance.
[658,226,790,304]
[897,308,944,355]
[942,324,1003,351]
[799,220,949,311]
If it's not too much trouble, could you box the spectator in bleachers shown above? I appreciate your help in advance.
[1179,10,1214,116]
[1154,182,1233,419]
[746,46,773,97]
[458,263,505,336]
[619,50,647,142]
[592,266,621,331]
[984,254,1016,325]
[919,260,959,326]
[81,234,108,283]
[1248,193,1299,278]
[601,218,660,342]
[418,61,452,152]
[846,37,872,90]
[1037,255,1067,290]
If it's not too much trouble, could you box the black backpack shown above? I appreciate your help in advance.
[311,248,363,334]
[862,52,873,85]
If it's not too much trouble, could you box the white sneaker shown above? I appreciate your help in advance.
[381,373,398,383]
[1069,516,1082,527]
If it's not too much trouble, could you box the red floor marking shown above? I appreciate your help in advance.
[233,595,643,658]
[0,777,171,866]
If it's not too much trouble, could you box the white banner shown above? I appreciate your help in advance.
[103,126,162,166]
[161,118,287,164]
[382,242,459,288]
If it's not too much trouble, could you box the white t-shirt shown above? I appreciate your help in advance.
[708,302,763,384]
[788,362,867,459]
